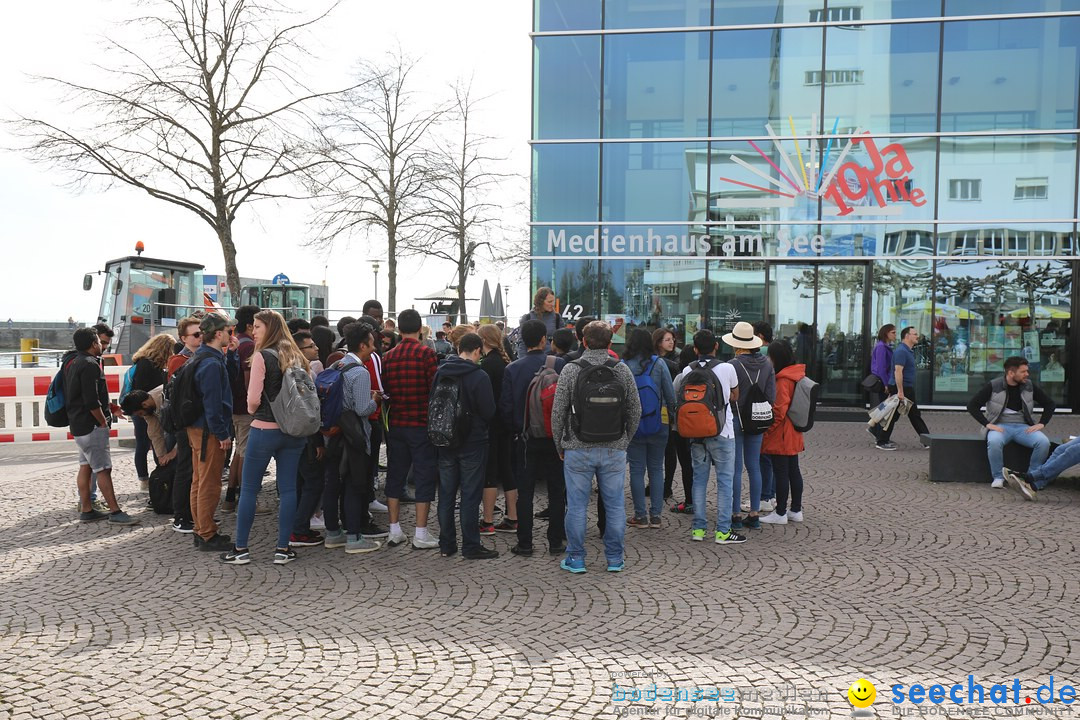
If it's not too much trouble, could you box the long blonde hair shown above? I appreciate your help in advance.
[132,333,176,368]
[477,324,510,364]
[254,310,309,372]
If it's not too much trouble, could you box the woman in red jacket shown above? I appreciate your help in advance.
[760,341,806,525]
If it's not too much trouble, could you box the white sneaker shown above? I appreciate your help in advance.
[760,498,776,512]
[991,477,1005,489]
[387,528,408,547]
[139,478,149,492]
[760,512,788,525]
[411,535,439,550]
[369,499,388,513]
[309,513,326,530]
[787,510,804,522]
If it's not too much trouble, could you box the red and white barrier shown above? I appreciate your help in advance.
[0,366,136,444]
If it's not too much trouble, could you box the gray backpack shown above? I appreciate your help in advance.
[266,350,322,438]
[787,375,820,433]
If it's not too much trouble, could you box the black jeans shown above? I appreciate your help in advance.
[668,433,694,503]
[322,436,372,535]
[879,385,930,443]
[768,454,804,516]
[437,442,488,555]
[293,438,325,534]
[171,429,193,524]
[516,437,566,550]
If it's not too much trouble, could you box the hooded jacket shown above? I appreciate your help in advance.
[432,355,495,445]
[761,364,806,456]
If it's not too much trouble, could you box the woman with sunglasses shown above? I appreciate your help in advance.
[167,317,205,380]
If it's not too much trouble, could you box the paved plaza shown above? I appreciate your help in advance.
[0,412,1077,719]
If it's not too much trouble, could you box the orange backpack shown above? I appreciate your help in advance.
[675,359,727,439]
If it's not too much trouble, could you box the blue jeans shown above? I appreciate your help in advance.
[732,414,763,514]
[1028,437,1080,489]
[564,447,627,565]
[437,443,488,555]
[987,424,1050,481]
[627,428,668,518]
[235,427,306,550]
[760,454,774,500]
[690,435,736,534]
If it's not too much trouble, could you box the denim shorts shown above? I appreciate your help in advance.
[75,426,112,473]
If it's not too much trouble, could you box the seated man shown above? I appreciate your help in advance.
[966,356,1054,488]
[1004,437,1079,501]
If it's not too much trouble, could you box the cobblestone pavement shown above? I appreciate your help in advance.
[0,412,1078,720]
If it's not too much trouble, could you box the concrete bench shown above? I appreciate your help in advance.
[921,433,1058,483]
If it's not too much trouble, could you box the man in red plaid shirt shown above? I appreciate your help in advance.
[381,309,440,549]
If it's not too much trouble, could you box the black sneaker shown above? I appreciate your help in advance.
[171,520,195,534]
[549,543,567,555]
[79,509,108,523]
[202,533,233,551]
[715,529,748,545]
[494,518,518,533]
[360,523,389,539]
[193,534,204,549]
[289,531,324,547]
[510,544,534,556]
[535,507,551,520]
[221,548,251,565]
[463,546,500,560]
[273,548,298,565]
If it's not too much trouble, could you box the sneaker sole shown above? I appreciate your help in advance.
[223,556,251,565]
[560,562,586,574]
[345,545,381,554]
[323,540,347,549]
[715,537,747,545]
[691,535,705,542]
[411,543,440,550]
[607,564,625,572]
[171,526,194,534]
[875,445,897,451]
[273,556,297,565]
[387,537,408,548]
[289,540,323,547]
[493,527,518,533]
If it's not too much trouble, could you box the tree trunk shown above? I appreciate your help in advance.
[387,225,398,317]
[217,220,241,306]
[457,256,468,324]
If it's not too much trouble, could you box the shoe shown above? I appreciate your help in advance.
[991,477,1005,489]
[345,535,381,554]
[289,532,323,547]
[411,535,439,550]
[221,548,251,565]
[670,502,693,514]
[463,547,500,560]
[399,493,417,504]
[691,528,706,542]
[171,520,195,533]
[649,515,662,529]
[760,512,788,525]
[607,560,625,573]
[876,442,898,451]
[560,556,586,574]
[323,529,347,548]
[744,515,761,530]
[759,498,776,512]
[730,515,744,529]
[386,528,408,547]
[273,548,298,564]
[787,510,804,522]
[440,548,457,557]
[368,499,388,513]
[360,524,389,539]
[202,533,232,551]
[511,545,534,556]
[108,511,139,526]
[92,499,110,513]
[494,518,518,533]
[221,499,237,513]
[79,509,108,522]
[535,507,551,520]
[193,534,204,549]
[478,522,496,536]
[548,544,566,555]
[309,512,325,530]
[715,529,748,545]
[627,516,649,529]
[1002,468,1038,502]
[139,478,149,492]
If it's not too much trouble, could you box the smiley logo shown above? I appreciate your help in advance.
[848,679,877,708]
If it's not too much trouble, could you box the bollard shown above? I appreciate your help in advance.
[19,338,39,368]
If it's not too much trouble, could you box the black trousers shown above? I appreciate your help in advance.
[293,438,325,534]
[323,436,372,535]
[666,433,694,503]
[879,385,930,443]
[171,429,193,524]
[768,454,804,516]
[516,437,566,550]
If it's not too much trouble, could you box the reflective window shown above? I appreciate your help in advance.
[937,135,1077,221]
[595,258,704,339]
[821,223,934,258]
[707,140,819,225]
[603,32,709,139]
[604,0,711,29]
[936,223,1076,257]
[602,142,706,221]
[818,135,936,221]
[872,259,934,403]
[711,27,824,138]
[535,0,601,32]
[531,225,600,259]
[824,23,940,135]
[532,257,601,324]
[941,18,1080,131]
[945,0,1080,15]
[534,36,601,139]
[532,144,600,222]
[861,1,943,20]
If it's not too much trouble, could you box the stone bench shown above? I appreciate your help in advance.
[921,433,1058,483]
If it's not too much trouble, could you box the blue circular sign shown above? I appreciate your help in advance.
[272,273,291,285]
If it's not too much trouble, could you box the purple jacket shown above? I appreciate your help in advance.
[871,340,893,387]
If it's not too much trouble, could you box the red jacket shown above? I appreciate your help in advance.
[762,364,806,456]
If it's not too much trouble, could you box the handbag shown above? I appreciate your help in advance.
[861,374,884,393]
[338,409,369,452]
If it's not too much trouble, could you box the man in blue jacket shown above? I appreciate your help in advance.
[434,333,497,560]
[501,319,566,557]
[187,313,235,552]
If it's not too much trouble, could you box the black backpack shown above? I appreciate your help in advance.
[569,359,626,443]
[148,463,175,515]
[167,353,210,432]
[734,362,774,435]
[427,373,472,449]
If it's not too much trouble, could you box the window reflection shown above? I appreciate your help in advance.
[605,0,711,29]
[534,36,601,139]
[534,0,601,32]
[602,142,706,221]
[532,144,600,222]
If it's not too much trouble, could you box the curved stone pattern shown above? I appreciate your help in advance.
[0,412,1078,719]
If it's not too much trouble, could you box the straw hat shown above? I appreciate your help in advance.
[722,321,763,350]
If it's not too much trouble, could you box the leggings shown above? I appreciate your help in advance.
[132,415,152,479]
[767,454,803,516]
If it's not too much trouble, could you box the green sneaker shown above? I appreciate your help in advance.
[690,528,706,542]
[715,529,748,545]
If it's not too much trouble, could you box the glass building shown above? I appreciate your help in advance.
[531,0,1080,408]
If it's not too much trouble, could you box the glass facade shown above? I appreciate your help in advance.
[531,1,1080,408]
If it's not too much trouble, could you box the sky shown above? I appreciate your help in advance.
[0,0,532,323]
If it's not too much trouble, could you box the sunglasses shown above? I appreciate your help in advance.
[187,331,202,339]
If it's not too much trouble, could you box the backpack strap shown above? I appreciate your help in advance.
[544,355,556,371]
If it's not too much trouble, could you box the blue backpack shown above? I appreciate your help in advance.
[44,360,75,427]
[119,364,137,402]
[315,361,361,434]
[633,355,663,439]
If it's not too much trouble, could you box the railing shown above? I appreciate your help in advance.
[0,349,69,369]
[0,365,136,444]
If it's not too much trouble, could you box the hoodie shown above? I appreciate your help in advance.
[761,364,806,456]
[433,355,496,445]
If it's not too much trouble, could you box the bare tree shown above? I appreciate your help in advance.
[309,51,443,316]
[10,0,351,299]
